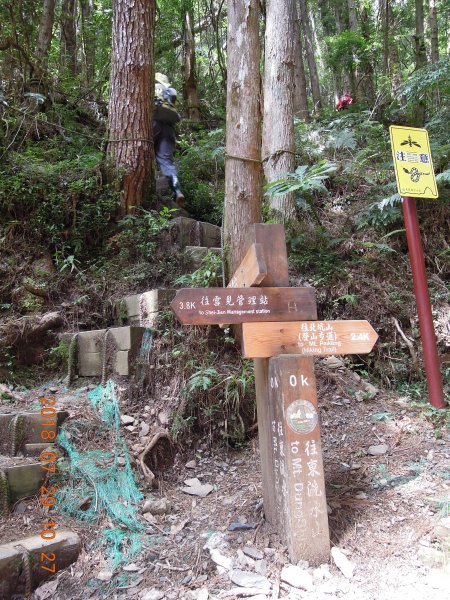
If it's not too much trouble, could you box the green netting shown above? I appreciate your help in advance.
[56,379,145,566]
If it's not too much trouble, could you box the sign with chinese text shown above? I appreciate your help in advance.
[171,287,317,325]
[389,126,438,198]
[242,320,378,358]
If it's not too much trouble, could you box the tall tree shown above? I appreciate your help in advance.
[262,0,297,220]
[182,7,201,121]
[298,0,322,111]
[413,0,426,125]
[107,0,156,215]
[80,0,96,86]
[36,0,56,70]
[429,0,439,63]
[293,7,310,122]
[60,0,77,76]
[223,0,262,276]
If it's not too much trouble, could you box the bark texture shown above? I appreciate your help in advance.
[36,0,56,68]
[182,9,201,121]
[262,0,297,220]
[80,0,96,85]
[414,0,426,125]
[60,0,77,76]
[429,0,439,63]
[107,0,155,215]
[293,0,310,121]
[298,0,322,111]
[223,0,262,277]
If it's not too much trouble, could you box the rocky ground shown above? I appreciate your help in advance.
[1,357,449,600]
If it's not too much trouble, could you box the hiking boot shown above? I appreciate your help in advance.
[168,175,185,207]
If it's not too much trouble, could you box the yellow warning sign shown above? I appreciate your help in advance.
[389,126,438,198]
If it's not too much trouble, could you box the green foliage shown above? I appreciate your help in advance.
[176,128,225,224]
[187,367,219,392]
[175,250,223,288]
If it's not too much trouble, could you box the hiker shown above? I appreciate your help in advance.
[153,73,185,206]
[336,93,353,111]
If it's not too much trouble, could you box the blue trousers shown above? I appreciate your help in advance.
[153,120,178,179]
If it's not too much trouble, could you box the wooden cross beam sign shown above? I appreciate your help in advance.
[171,224,379,565]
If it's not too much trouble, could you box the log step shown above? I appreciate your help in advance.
[0,529,81,598]
[114,289,176,327]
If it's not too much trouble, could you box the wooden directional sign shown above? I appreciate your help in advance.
[171,287,317,325]
[269,356,330,564]
[242,320,378,358]
[227,243,267,288]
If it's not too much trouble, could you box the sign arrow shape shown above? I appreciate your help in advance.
[242,320,378,358]
[171,287,317,325]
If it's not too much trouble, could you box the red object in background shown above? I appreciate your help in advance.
[336,94,353,111]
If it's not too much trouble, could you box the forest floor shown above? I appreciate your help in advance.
[3,362,449,600]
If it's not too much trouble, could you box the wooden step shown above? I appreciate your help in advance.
[0,529,81,598]
[170,216,221,249]
[114,289,176,327]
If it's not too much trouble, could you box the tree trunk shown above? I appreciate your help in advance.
[223,0,262,276]
[262,0,297,221]
[293,3,309,122]
[298,0,322,112]
[107,0,155,216]
[429,0,439,63]
[60,0,77,77]
[182,9,201,121]
[413,0,426,125]
[359,6,376,104]
[36,0,56,69]
[80,0,96,86]
[382,0,389,75]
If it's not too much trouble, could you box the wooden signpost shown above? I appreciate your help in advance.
[171,224,379,565]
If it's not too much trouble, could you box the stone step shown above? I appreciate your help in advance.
[63,326,146,377]
[0,458,48,507]
[0,411,68,456]
[170,216,221,249]
[184,246,222,270]
[0,529,81,598]
[114,289,176,327]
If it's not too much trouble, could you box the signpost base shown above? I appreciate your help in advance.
[402,197,445,409]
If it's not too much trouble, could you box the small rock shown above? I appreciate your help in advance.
[121,415,135,425]
[123,563,140,572]
[49,386,58,393]
[186,460,197,469]
[140,422,150,437]
[13,502,28,514]
[313,564,331,582]
[184,477,201,487]
[228,522,254,531]
[331,547,355,579]
[158,411,169,425]
[209,548,233,572]
[182,484,214,498]
[368,444,389,456]
[142,498,171,515]
[418,546,446,567]
[117,457,126,466]
[379,478,388,486]
[141,590,165,600]
[230,570,271,594]
[96,570,113,582]
[243,546,264,560]
[363,383,379,398]
[280,564,314,591]
[125,425,136,432]
[354,491,368,499]
[255,559,267,576]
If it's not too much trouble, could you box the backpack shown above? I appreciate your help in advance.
[154,75,180,124]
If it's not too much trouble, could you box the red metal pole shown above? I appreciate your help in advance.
[401,196,446,409]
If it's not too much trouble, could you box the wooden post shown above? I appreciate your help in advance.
[241,224,318,531]
[269,355,330,564]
